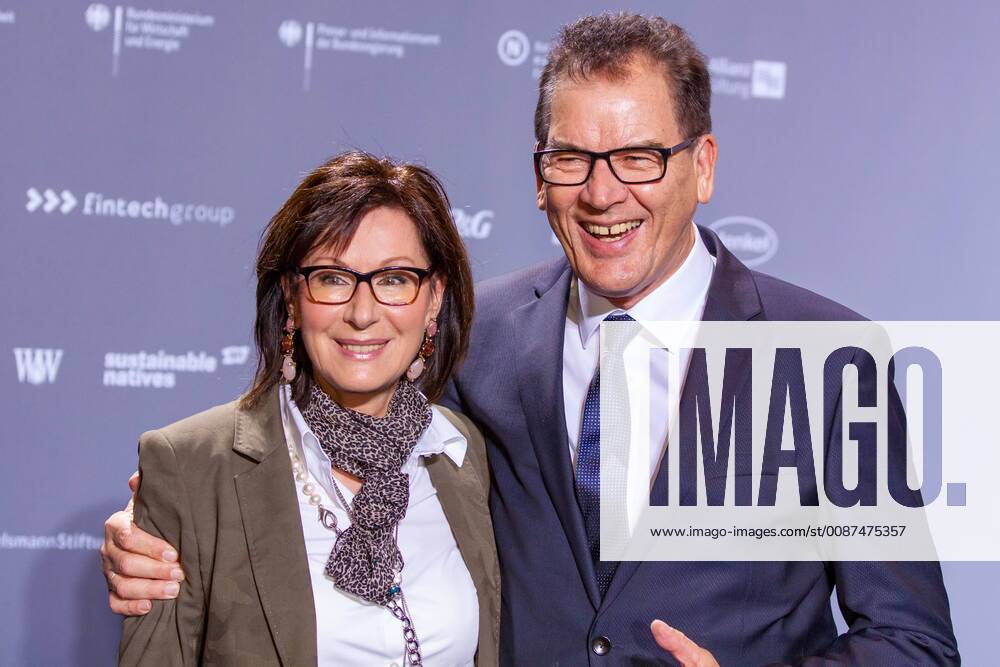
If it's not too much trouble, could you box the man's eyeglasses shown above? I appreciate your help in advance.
[533,137,697,186]
[296,265,434,306]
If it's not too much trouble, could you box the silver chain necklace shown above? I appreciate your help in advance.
[290,442,424,666]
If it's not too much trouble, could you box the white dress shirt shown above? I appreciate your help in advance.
[280,386,479,667]
[563,224,716,525]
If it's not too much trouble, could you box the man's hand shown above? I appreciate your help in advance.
[651,620,720,667]
[101,472,185,616]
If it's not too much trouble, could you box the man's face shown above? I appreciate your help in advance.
[538,58,717,309]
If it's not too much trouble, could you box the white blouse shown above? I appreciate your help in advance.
[280,386,479,666]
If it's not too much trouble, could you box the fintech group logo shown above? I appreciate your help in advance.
[279,17,442,91]
[13,348,63,385]
[103,346,249,389]
[496,28,549,78]
[451,207,493,240]
[84,4,216,76]
[710,216,779,267]
[24,186,234,227]
[709,56,787,101]
[0,8,16,26]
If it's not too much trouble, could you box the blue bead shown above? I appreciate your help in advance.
[389,585,401,596]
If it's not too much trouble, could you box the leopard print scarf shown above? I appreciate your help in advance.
[300,380,432,604]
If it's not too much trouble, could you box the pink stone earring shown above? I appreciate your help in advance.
[406,319,438,382]
[281,311,297,383]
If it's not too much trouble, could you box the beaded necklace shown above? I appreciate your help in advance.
[287,441,424,666]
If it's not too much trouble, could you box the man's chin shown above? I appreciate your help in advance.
[576,273,646,303]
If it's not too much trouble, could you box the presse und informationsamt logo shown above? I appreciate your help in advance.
[278,19,303,48]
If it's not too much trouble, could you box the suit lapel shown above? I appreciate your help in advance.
[232,391,318,667]
[601,226,763,610]
[511,260,602,607]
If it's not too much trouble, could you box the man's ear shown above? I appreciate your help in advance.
[533,142,547,211]
[694,134,718,204]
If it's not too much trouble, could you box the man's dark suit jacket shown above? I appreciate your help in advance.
[442,226,959,666]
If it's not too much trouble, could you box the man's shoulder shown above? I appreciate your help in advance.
[751,270,866,322]
[474,256,569,313]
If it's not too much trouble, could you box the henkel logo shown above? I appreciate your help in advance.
[278,19,303,48]
[451,208,493,240]
[85,3,111,32]
[709,216,779,267]
[497,29,530,66]
[13,348,63,385]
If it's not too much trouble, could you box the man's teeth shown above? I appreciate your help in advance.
[583,220,642,239]
[343,343,385,353]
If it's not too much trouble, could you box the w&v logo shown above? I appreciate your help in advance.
[13,348,64,385]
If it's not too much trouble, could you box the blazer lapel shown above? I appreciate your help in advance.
[232,391,318,667]
[601,226,763,609]
[512,260,601,607]
[425,437,501,662]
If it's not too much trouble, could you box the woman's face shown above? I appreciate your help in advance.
[288,206,443,416]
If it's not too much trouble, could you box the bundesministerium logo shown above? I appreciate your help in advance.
[85,3,111,32]
[13,348,63,385]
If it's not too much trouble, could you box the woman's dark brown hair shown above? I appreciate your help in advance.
[240,151,474,409]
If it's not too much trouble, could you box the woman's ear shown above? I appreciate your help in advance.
[279,274,297,322]
[428,274,447,324]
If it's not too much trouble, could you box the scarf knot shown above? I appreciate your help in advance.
[301,380,432,603]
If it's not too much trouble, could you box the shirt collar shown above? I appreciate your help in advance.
[279,385,467,495]
[574,222,715,349]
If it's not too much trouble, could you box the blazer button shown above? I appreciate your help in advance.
[591,635,612,656]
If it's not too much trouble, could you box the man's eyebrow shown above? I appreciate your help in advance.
[544,139,585,150]
[542,139,668,151]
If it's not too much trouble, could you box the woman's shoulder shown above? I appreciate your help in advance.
[139,397,244,458]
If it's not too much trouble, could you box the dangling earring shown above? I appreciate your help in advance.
[281,309,297,383]
[406,319,438,382]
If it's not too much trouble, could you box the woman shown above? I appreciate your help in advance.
[117,151,499,665]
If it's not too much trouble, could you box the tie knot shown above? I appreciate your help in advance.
[602,312,639,353]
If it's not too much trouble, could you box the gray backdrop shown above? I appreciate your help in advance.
[2,1,997,663]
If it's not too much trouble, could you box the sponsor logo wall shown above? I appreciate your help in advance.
[1,1,997,663]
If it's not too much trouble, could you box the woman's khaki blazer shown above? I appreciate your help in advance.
[118,386,500,666]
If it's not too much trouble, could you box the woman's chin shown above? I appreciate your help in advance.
[315,373,401,410]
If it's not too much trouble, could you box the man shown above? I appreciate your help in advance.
[102,13,958,665]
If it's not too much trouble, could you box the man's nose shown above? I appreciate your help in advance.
[580,157,629,210]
